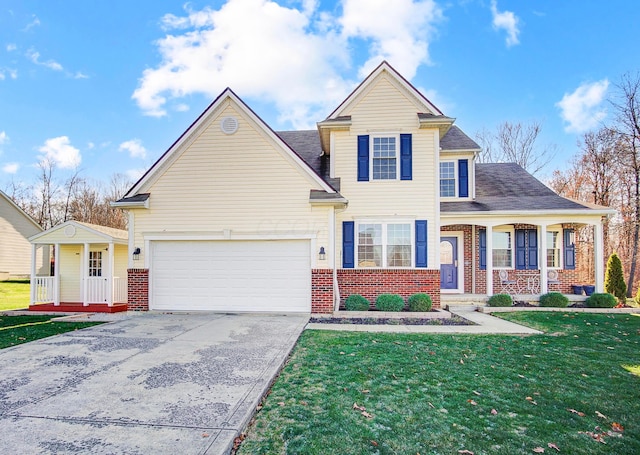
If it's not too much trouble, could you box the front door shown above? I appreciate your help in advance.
[440,237,458,290]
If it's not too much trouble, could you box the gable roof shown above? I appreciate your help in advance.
[116,88,338,206]
[0,189,43,232]
[441,163,614,214]
[440,126,481,152]
[29,220,128,243]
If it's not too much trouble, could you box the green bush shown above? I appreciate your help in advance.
[487,294,512,307]
[539,292,569,308]
[585,293,617,308]
[408,293,432,312]
[344,294,370,311]
[605,253,627,303]
[375,294,405,312]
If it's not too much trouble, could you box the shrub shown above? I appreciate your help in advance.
[605,253,627,303]
[408,293,432,312]
[585,293,617,308]
[344,294,370,311]
[375,294,405,312]
[487,294,512,307]
[539,292,569,308]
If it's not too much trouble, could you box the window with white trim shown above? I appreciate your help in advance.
[357,222,412,267]
[547,231,561,268]
[89,251,102,277]
[372,136,398,180]
[440,162,456,197]
[492,230,512,268]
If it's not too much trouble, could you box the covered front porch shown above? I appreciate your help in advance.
[29,221,129,312]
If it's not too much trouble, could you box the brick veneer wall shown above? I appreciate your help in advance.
[127,269,149,311]
[311,269,333,314]
[337,269,441,309]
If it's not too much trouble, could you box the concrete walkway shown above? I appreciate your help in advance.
[0,312,308,455]
[306,307,542,334]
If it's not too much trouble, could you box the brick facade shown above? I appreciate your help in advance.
[127,269,149,311]
[441,225,473,293]
[336,269,441,309]
[311,269,334,314]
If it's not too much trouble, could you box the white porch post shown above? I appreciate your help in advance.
[83,243,89,306]
[486,224,494,295]
[30,244,37,305]
[594,220,605,292]
[108,242,114,306]
[539,223,548,294]
[54,243,60,306]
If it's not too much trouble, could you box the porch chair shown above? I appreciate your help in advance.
[499,269,518,297]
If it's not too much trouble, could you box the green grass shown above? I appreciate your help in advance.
[0,315,104,349]
[0,280,31,310]
[237,312,640,455]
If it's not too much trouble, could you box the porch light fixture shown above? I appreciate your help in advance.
[318,246,326,261]
[133,247,141,261]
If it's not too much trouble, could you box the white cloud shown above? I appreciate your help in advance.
[556,79,609,133]
[340,0,443,79]
[119,139,147,159]
[38,136,81,169]
[0,131,8,145]
[73,71,89,79]
[26,48,63,71]
[490,0,520,47]
[0,68,18,80]
[133,0,442,128]
[6,43,17,52]
[125,168,147,181]
[175,103,190,112]
[2,162,19,174]
[23,15,41,31]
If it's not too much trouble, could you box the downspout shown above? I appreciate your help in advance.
[330,206,338,312]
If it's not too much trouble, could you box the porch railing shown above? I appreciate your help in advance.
[33,276,55,304]
[86,277,108,304]
[113,276,127,303]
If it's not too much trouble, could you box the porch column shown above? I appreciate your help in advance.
[83,243,90,306]
[54,243,60,306]
[108,242,114,306]
[594,220,604,292]
[486,224,493,295]
[30,244,37,305]
[539,223,548,294]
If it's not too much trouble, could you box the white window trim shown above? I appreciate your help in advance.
[439,160,457,198]
[356,220,415,269]
[370,133,400,181]
[546,229,562,269]
[492,227,514,270]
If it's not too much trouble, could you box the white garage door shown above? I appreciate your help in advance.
[150,240,311,312]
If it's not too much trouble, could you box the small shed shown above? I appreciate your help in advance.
[29,221,129,312]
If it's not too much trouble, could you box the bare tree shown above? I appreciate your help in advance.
[475,120,554,175]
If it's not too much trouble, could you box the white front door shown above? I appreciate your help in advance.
[86,249,108,303]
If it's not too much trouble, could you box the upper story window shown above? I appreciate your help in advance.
[372,137,397,180]
[440,162,456,197]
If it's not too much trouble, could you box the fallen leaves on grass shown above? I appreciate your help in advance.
[533,447,545,453]
[526,396,537,405]
[467,399,477,406]
[370,440,378,447]
[458,450,474,454]
[567,408,585,417]
[353,402,373,418]
[611,422,624,433]
[595,411,607,419]
[353,403,365,411]
[491,409,498,415]
[579,430,607,444]
[547,442,560,451]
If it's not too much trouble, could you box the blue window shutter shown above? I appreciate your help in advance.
[515,229,526,270]
[400,134,412,180]
[343,221,355,268]
[415,220,427,267]
[564,229,575,270]
[458,159,469,197]
[527,229,538,270]
[357,135,369,181]
[479,229,486,270]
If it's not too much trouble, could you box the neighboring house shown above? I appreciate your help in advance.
[28,220,129,312]
[0,189,43,279]
[113,61,613,314]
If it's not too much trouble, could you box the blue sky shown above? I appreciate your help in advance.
[1,0,638,190]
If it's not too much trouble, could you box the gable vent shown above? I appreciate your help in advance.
[220,116,239,135]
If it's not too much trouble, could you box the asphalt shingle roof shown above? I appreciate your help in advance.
[440,125,481,151]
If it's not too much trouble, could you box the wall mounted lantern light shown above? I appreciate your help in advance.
[132,247,141,261]
[318,246,326,261]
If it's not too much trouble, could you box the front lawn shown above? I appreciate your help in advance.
[0,280,30,310]
[0,315,104,349]
[237,312,640,455]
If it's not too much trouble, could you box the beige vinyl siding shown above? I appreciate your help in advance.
[33,227,109,245]
[132,102,330,265]
[333,73,439,268]
[59,245,81,302]
[114,244,128,279]
[0,196,42,276]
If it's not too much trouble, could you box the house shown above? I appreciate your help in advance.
[0,189,43,280]
[113,61,613,313]
[28,220,129,312]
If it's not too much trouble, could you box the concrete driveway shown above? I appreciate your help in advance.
[0,312,308,454]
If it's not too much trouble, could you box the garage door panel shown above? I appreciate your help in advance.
[150,240,311,312]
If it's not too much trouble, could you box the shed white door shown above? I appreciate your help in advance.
[150,240,311,312]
